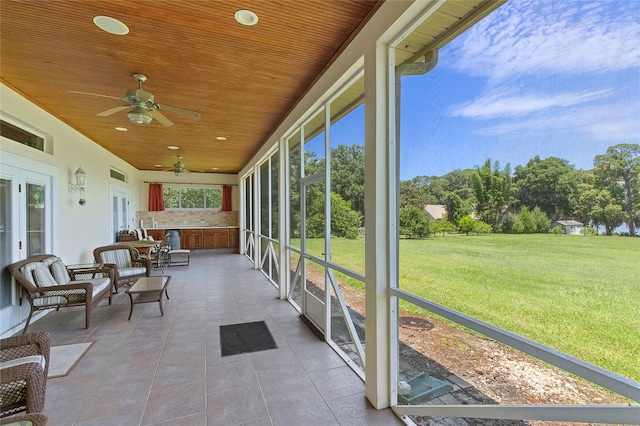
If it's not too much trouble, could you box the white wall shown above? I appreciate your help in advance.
[1,83,141,263]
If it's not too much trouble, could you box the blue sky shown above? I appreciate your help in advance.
[398,0,640,180]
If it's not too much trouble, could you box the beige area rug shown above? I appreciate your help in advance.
[48,341,95,378]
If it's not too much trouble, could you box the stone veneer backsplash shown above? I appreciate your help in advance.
[136,210,239,228]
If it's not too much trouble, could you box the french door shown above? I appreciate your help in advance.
[110,186,130,242]
[0,161,54,335]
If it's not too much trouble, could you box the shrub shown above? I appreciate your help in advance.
[473,220,492,235]
[519,207,536,233]
[399,205,432,238]
[531,206,551,233]
[306,192,361,239]
[459,215,475,235]
[330,193,361,239]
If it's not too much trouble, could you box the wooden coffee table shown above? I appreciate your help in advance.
[125,276,171,320]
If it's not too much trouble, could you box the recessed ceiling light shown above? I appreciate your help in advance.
[235,10,258,26]
[155,164,163,168]
[167,146,179,150]
[93,16,129,35]
[216,136,227,141]
[212,167,219,170]
[115,126,128,132]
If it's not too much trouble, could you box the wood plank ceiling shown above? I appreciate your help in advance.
[0,1,380,174]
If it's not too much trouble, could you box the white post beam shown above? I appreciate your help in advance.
[278,138,288,300]
[364,39,392,409]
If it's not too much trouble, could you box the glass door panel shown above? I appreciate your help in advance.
[26,183,45,256]
[301,177,326,333]
[0,177,15,311]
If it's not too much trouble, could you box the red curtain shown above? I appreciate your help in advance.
[149,183,165,211]
[221,185,232,211]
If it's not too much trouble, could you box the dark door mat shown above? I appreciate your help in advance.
[220,320,278,356]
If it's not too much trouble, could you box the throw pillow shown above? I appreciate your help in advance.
[32,266,58,287]
[49,259,71,284]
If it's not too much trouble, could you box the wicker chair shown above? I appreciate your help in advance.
[0,332,50,418]
[9,256,113,334]
[0,413,49,425]
[93,245,152,292]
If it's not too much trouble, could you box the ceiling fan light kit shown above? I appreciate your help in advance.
[70,73,200,127]
[161,155,204,175]
[128,106,153,124]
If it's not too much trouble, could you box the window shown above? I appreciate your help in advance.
[163,186,222,209]
[110,168,126,182]
[0,120,45,151]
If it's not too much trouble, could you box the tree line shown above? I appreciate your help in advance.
[295,143,639,239]
[399,143,640,237]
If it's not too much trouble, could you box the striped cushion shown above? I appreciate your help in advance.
[99,249,132,268]
[119,267,147,277]
[67,278,111,298]
[48,259,71,284]
[19,262,46,286]
[0,354,47,371]
[32,265,58,287]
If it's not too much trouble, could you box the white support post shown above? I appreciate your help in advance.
[278,137,288,300]
[364,40,392,410]
[252,164,260,269]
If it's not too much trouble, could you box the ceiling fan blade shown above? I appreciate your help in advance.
[96,105,130,117]
[69,91,124,101]
[148,109,174,127]
[156,103,201,119]
[184,169,192,174]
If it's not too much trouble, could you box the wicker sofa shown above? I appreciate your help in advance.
[9,255,113,334]
[93,245,151,292]
[0,332,50,418]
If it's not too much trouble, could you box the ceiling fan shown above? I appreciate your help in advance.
[70,73,201,127]
[163,156,203,175]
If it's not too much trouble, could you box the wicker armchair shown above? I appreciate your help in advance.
[0,413,49,425]
[93,245,152,292]
[0,332,50,418]
[9,256,113,334]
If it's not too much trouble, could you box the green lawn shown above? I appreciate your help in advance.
[304,234,640,381]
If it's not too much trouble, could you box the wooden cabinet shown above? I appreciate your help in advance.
[203,228,229,248]
[181,229,203,249]
[169,227,239,249]
[147,229,165,241]
[229,228,239,248]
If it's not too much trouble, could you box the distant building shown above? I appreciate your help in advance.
[424,205,447,221]
[551,220,583,235]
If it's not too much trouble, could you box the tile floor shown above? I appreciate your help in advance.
[27,251,404,425]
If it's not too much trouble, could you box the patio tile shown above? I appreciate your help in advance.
[264,387,336,425]
[326,392,405,425]
[256,363,314,397]
[141,380,206,425]
[308,366,366,401]
[206,385,268,426]
[75,376,152,422]
[206,358,258,394]
[152,358,206,390]
[75,409,144,425]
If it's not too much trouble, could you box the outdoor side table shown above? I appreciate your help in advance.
[125,276,171,320]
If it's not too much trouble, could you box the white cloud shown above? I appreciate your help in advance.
[474,100,640,143]
[450,88,615,119]
[447,0,640,82]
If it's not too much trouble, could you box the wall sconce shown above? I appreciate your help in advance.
[68,165,87,205]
